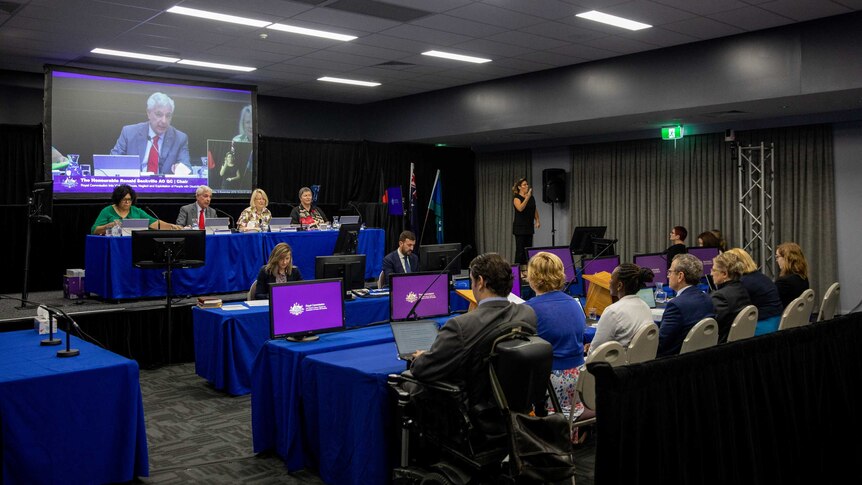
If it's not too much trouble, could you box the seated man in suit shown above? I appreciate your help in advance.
[381,230,419,286]
[410,253,537,407]
[177,185,217,228]
[657,253,715,356]
[111,92,191,175]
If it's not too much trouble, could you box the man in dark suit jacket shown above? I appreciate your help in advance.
[658,253,715,356]
[111,92,191,175]
[177,185,217,227]
[411,253,537,407]
[381,230,419,285]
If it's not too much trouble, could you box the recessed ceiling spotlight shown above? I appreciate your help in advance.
[576,10,652,31]
[421,50,492,64]
[318,76,380,87]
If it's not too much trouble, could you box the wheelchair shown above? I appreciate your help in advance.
[388,323,576,484]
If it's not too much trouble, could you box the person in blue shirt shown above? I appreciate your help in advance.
[657,254,715,356]
[525,251,586,420]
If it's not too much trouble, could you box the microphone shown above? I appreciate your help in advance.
[213,207,236,231]
[0,294,86,357]
[347,201,363,217]
[143,206,164,230]
[405,244,472,321]
[564,239,618,293]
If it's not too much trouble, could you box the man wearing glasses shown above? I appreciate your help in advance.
[657,254,715,356]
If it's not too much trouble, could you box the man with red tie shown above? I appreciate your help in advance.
[111,92,191,175]
[177,185,217,228]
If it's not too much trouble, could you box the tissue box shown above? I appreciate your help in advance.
[34,316,59,335]
[67,268,85,277]
[63,275,85,299]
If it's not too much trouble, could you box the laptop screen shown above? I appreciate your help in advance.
[636,287,657,308]
[389,272,450,321]
[391,320,439,359]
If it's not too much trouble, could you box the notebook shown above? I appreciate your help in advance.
[391,320,439,360]
[637,287,657,309]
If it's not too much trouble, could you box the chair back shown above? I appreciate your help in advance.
[679,318,719,354]
[817,283,840,322]
[247,280,258,301]
[727,305,758,342]
[491,335,553,413]
[576,341,626,412]
[626,322,659,364]
[779,290,816,330]
[377,270,385,289]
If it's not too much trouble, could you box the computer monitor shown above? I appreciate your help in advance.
[581,255,620,295]
[419,243,462,277]
[269,278,345,342]
[315,254,366,292]
[511,264,521,298]
[525,246,576,283]
[389,272,451,321]
[339,215,360,225]
[333,223,361,255]
[569,226,606,255]
[633,252,668,288]
[131,229,206,269]
[591,238,617,257]
[687,247,721,275]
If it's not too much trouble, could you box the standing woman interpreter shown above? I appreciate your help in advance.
[512,178,540,266]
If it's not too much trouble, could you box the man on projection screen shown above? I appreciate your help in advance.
[111,92,191,176]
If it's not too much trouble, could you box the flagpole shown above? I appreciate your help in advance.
[420,170,439,244]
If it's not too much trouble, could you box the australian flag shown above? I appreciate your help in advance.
[408,162,418,232]
[429,170,443,244]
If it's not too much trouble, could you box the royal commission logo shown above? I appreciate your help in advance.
[404,291,436,303]
[405,291,418,303]
[289,302,304,316]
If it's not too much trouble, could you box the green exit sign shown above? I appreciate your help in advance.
[661,125,684,140]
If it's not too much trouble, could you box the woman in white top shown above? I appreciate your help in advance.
[590,263,655,352]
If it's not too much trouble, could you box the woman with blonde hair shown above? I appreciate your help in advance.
[709,252,751,343]
[254,243,302,299]
[524,251,584,438]
[726,248,782,335]
[237,188,272,232]
[775,242,810,307]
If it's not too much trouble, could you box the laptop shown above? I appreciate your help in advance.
[206,217,231,232]
[636,287,657,309]
[269,217,293,231]
[121,218,150,236]
[339,215,360,225]
[93,154,141,177]
[391,320,439,360]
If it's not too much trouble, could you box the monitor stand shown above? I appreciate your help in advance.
[286,335,320,342]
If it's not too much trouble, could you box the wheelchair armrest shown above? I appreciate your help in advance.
[388,371,463,395]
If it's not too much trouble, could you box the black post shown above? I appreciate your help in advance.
[20,211,33,308]
[550,201,556,246]
[164,247,174,365]
[41,310,62,346]
[57,315,80,358]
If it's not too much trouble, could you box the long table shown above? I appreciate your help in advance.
[0,330,149,484]
[251,317,452,476]
[84,228,385,299]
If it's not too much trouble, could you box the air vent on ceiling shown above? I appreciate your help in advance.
[327,0,431,22]
[0,1,23,15]
[376,61,415,67]
[702,110,750,118]
[289,0,327,5]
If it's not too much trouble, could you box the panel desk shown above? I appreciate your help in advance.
[84,228,385,299]
[251,318,451,476]
[0,330,149,485]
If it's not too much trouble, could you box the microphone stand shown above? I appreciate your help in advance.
[564,238,618,294]
[213,207,236,231]
[0,294,80,356]
[405,244,472,320]
[144,206,164,230]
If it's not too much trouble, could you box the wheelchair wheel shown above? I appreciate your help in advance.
[420,472,455,485]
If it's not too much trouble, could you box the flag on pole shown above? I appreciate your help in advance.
[408,163,418,232]
[379,170,388,203]
[428,170,444,244]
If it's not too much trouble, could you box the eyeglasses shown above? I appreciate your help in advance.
[667,268,682,276]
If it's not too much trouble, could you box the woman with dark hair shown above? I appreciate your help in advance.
[665,226,687,261]
[289,186,327,227]
[255,242,302,299]
[775,242,810,307]
[711,229,727,252]
[91,184,179,234]
[590,263,655,351]
[710,252,752,343]
[697,231,722,249]
[512,177,539,265]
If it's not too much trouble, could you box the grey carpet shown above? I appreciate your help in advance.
[138,363,595,484]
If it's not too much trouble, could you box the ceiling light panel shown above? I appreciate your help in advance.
[266,23,357,41]
[421,50,492,64]
[576,11,652,31]
[167,6,271,28]
[318,76,381,87]
[90,48,179,63]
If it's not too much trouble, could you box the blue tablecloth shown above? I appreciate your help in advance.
[84,228,385,299]
[301,343,404,485]
[0,330,149,484]
[251,315,452,474]
[194,296,391,395]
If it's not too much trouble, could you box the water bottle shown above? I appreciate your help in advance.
[655,283,667,305]
[112,219,122,237]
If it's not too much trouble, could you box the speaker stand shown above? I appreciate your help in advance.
[550,201,556,246]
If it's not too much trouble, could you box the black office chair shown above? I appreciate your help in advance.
[388,323,576,484]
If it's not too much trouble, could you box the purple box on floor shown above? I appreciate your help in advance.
[64,276,85,299]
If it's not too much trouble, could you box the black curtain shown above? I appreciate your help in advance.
[259,138,477,261]
[592,313,862,485]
